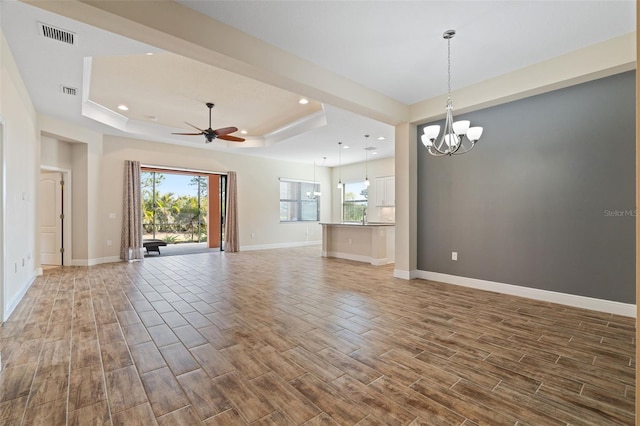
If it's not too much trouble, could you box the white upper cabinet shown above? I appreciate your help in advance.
[374,176,395,206]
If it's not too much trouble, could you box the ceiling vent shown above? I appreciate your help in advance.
[38,22,76,45]
[60,86,77,96]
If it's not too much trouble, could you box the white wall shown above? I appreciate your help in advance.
[39,116,104,265]
[0,30,39,320]
[331,156,395,223]
[41,136,73,169]
[99,136,331,257]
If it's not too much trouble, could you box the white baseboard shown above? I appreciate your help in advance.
[71,256,121,266]
[394,269,419,280]
[416,270,636,318]
[325,251,371,264]
[4,270,38,321]
[242,240,321,252]
[99,256,121,264]
[324,251,393,266]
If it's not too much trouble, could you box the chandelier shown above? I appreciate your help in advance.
[422,30,483,156]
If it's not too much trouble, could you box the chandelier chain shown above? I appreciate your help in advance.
[447,36,451,99]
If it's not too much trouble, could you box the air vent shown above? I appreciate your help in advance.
[60,86,77,96]
[364,146,377,151]
[38,22,76,45]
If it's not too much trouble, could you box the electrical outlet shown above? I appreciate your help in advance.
[451,251,458,261]
[109,213,116,219]
[106,240,112,246]
[348,238,352,245]
[251,233,255,239]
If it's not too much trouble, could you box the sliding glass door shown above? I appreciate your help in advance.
[141,168,226,250]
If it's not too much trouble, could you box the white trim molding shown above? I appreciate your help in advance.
[71,256,121,266]
[4,270,38,322]
[416,270,636,318]
[394,269,419,280]
[242,241,321,252]
[323,251,393,266]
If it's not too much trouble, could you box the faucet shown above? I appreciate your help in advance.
[362,208,367,225]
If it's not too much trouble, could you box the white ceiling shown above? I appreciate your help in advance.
[180,0,636,104]
[1,0,635,167]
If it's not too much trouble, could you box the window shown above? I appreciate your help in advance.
[343,181,368,222]
[280,179,320,222]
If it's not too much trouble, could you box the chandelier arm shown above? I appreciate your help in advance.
[452,140,477,155]
[428,146,449,156]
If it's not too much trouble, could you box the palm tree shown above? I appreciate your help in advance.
[155,193,179,234]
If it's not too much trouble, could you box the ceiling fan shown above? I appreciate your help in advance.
[172,102,245,143]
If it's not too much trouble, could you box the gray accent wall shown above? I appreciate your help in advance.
[417,71,635,304]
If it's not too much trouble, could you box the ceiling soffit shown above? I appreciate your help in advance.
[89,53,322,137]
[25,0,409,126]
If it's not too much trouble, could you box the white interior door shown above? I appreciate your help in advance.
[40,172,62,265]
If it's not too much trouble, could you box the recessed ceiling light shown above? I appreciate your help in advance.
[240,130,248,135]
[146,52,154,56]
[372,152,378,155]
[117,104,129,111]
[343,145,350,149]
[377,136,386,141]
[298,98,309,105]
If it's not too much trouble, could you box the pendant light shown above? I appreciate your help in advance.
[364,134,370,187]
[337,141,343,189]
[307,160,321,199]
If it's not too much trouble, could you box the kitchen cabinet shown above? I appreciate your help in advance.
[374,176,395,206]
[320,222,395,265]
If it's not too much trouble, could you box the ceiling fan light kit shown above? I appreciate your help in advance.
[171,102,245,143]
[421,30,483,156]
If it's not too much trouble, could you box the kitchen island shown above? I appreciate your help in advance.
[320,222,395,266]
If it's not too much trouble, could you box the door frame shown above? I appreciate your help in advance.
[141,164,226,250]
[40,166,72,267]
[0,118,5,322]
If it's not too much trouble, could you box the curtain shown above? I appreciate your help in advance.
[225,171,239,252]
[120,160,144,261]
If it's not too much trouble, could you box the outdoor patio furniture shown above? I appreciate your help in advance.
[143,239,167,255]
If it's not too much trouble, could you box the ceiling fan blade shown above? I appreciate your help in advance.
[171,132,204,136]
[218,134,245,142]
[184,121,206,132]
[213,126,239,136]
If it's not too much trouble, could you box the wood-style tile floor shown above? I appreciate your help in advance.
[0,246,635,425]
